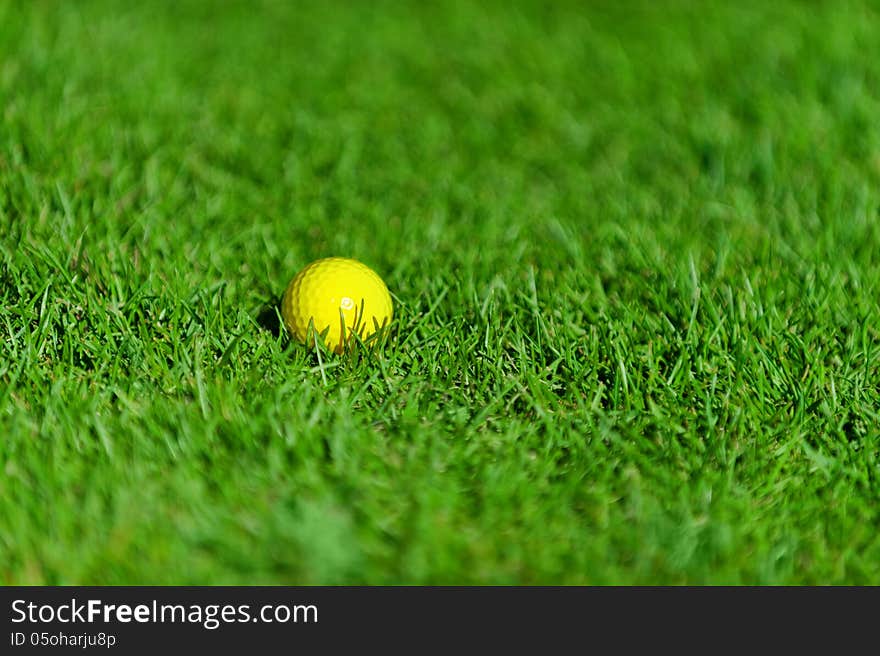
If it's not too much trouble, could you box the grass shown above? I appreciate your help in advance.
[1,0,879,585]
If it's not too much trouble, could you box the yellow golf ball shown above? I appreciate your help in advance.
[281,257,393,353]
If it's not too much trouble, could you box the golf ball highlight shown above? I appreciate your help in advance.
[281,257,393,353]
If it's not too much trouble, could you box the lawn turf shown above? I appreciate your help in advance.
[1,0,880,584]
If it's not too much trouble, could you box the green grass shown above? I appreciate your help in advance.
[2,0,880,585]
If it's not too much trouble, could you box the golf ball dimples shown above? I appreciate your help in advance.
[281,257,393,353]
